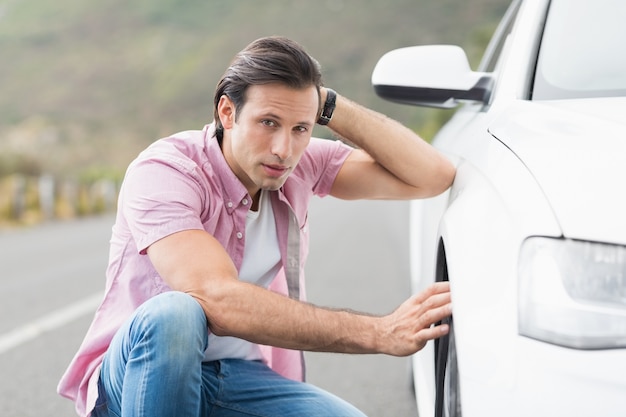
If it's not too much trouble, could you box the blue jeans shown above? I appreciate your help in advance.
[93,291,366,417]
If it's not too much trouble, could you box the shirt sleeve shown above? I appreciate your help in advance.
[299,138,353,197]
[120,156,207,254]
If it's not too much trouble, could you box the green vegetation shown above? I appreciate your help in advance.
[0,0,510,225]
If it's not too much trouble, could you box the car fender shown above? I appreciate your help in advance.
[412,134,561,416]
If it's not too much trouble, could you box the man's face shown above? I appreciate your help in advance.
[219,83,319,201]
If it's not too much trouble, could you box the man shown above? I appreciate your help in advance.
[58,36,456,417]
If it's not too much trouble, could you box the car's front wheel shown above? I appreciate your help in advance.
[434,252,462,417]
[436,317,461,417]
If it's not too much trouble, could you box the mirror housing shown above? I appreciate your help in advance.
[371,45,494,109]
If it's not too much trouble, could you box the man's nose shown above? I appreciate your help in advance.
[271,130,292,160]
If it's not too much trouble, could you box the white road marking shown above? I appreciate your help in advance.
[0,292,102,354]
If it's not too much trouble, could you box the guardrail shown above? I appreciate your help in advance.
[0,174,118,227]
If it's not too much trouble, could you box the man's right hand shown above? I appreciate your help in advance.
[375,282,451,357]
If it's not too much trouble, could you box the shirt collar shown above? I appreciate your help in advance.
[203,123,263,215]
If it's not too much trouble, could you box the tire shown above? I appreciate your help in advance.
[434,250,462,417]
[437,318,462,417]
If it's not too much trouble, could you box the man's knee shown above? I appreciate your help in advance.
[134,291,208,351]
[142,291,206,319]
[99,292,207,415]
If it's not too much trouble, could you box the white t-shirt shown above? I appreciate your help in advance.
[203,190,281,362]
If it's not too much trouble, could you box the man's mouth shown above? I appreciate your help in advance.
[262,164,289,178]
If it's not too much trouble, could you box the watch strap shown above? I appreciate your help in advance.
[317,88,337,125]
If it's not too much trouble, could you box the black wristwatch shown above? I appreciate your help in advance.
[317,88,337,125]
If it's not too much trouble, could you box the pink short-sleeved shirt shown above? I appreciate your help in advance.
[57,124,352,417]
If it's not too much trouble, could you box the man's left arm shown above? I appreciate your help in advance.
[323,88,456,200]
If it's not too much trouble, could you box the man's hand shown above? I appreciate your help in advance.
[376,282,452,357]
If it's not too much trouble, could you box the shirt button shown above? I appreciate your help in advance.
[227,202,233,208]
[242,198,249,206]
[236,232,243,239]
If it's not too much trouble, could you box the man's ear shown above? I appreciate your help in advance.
[217,95,235,129]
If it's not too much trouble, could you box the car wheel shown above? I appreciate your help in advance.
[438,318,462,417]
[434,253,462,417]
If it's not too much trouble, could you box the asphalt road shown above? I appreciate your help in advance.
[0,197,418,417]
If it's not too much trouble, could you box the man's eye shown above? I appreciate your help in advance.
[294,126,308,133]
[261,120,276,127]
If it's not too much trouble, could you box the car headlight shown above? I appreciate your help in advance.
[518,237,626,349]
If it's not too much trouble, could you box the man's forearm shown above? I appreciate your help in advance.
[191,278,451,357]
[324,89,456,197]
[192,279,384,354]
[150,229,401,355]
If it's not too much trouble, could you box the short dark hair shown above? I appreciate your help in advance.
[213,36,323,142]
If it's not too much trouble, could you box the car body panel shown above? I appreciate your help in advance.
[490,99,626,244]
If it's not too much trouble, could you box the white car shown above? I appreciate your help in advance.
[372,0,626,416]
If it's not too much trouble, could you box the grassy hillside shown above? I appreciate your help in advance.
[0,0,511,179]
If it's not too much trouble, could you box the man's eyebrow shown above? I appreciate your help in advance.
[263,112,282,120]
[263,112,314,127]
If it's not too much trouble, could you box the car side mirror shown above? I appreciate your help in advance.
[371,45,493,109]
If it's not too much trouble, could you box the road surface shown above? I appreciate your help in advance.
[0,197,418,416]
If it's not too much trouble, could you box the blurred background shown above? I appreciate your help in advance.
[0,0,510,228]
